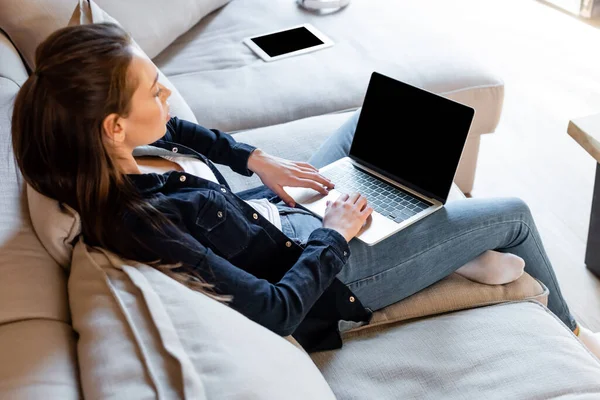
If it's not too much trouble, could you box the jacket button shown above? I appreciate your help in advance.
[349,296,355,303]
[252,213,259,220]
[285,241,292,247]
[221,188,227,193]
[179,175,186,182]
[217,211,223,218]
[172,147,178,153]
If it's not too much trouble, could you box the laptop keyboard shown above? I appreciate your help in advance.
[322,163,431,223]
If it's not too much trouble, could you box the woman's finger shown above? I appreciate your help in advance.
[292,177,329,195]
[295,165,316,173]
[274,186,296,207]
[294,165,318,173]
[295,161,319,172]
[338,193,350,203]
[356,195,368,211]
[295,170,335,189]
[349,192,361,204]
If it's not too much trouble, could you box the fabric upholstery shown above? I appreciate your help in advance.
[345,272,548,333]
[28,185,81,269]
[0,34,81,399]
[0,0,231,69]
[68,239,336,399]
[311,301,600,399]
[0,76,71,332]
[154,0,504,136]
[0,320,80,399]
[85,0,232,60]
[0,0,71,70]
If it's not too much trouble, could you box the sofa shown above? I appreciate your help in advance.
[1,0,600,398]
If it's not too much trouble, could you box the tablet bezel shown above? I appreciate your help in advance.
[242,23,334,62]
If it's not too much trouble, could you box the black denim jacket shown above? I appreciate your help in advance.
[124,117,373,352]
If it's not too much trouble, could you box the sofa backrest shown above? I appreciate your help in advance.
[0,30,81,399]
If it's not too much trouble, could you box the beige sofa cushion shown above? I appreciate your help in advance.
[312,301,600,399]
[0,36,80,398]
[28,185,81,269]
[345,272,548,334]
[0,0,231,69]
[0,320,81,399]
[0,79,71,326]
[68,238,336,399]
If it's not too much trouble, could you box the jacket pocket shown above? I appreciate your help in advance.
[195,191,251,259]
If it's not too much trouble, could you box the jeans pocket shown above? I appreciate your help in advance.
[280,214,296,239]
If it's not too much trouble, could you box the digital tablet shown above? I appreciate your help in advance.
[243,23,334,62]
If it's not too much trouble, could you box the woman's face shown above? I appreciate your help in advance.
[119,47,172,150]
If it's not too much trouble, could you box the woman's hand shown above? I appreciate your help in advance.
[322,192,373,242]
[247,149,334,207]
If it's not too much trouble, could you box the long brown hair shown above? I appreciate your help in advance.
[11,22,232,304]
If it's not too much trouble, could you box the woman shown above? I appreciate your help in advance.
[12,22,600,355]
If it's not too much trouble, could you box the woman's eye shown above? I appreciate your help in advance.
[155,88,162,97]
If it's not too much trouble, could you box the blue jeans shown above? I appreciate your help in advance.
[280,108,577,332]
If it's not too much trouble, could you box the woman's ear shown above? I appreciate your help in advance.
[102,113,126,144]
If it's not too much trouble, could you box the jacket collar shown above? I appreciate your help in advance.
[127,171,170,195]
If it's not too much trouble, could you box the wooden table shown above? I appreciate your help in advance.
[567,112,600,278]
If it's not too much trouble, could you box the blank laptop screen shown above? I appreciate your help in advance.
[349,72,475,202]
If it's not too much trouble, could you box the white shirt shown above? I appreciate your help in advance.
[160,155,282,230]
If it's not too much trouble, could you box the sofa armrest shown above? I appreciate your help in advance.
[455,131,482,194]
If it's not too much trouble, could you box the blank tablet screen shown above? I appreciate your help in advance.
[250,26,324,57]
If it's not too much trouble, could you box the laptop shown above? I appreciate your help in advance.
[283,71,476,246]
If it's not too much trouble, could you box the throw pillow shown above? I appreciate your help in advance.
[69,238,336,399]
[27,184,81,269]
[0,0,231,69]
[85,0,232,60]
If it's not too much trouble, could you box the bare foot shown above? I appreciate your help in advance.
[456,250,525,285]
[577,326,600,360]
